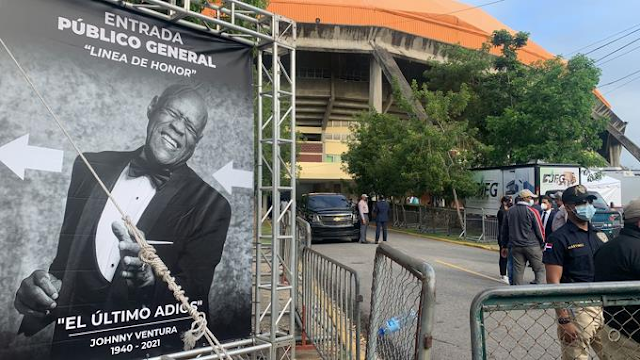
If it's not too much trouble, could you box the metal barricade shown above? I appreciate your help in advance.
[392,204,464,237]
[482,216,499,242]
[301,247,362,360]
[293,217,312,343]
[403,207,421,229]
[463,208,499,243]
[283,216,311,285]
[464,210,485,242]
[421,206,460,235]
[470,281,640,360]
[366,243,436,360]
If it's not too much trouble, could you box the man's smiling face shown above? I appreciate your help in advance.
[145,88,208,169]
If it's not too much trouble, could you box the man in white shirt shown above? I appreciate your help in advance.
[358,194,370,244]
[540,195,558,238]
[14,84,232,358]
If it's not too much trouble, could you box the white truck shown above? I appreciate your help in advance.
[466,163,582,215]
[466,163,623,239]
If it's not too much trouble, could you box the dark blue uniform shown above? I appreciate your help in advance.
[542,185,609,359]
[542,221,606,283]
[594,225,640,344]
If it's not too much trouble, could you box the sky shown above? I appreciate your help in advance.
[463,0,640,169]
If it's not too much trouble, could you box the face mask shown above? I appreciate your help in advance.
[573,204,596,222]
[528,200,534,206]
[541,203,548,211]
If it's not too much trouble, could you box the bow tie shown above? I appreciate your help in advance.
[128,156,171,189]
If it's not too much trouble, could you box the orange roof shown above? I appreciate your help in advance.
[267,0,555,64]
[204,0,610,107]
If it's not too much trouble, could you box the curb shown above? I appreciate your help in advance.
[386,227,499,252]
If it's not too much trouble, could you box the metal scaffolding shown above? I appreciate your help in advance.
[105,1,297,359]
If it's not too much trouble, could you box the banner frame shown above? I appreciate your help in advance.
[9,0,296,359]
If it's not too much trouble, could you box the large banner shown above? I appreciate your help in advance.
[539,166,580,196]
[0,0,253,359]
[466,169,503,213]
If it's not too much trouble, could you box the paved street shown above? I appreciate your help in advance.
[312,228,538,360]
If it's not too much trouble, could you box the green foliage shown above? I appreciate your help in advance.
[491,30,529,70]
[343,113,411,197]
[343,85,480,200]
[485,55,607,166]
[423,32,608,168]
[345,28,609,200]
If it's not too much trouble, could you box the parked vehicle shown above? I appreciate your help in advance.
[467,163,582,214]
[545,189,623,239]
[299,193,360,242]
[467,163,622,214]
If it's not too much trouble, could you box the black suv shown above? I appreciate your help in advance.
[299,193,360,242]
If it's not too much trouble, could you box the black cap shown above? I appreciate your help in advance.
[562,185,597,204]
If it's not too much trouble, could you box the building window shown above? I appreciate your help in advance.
[325,154,342,163]
[297,67,331,79]
[338,68,369,82]
[324,133,350,142]
[328,120,356,128]
[301,133,322,142]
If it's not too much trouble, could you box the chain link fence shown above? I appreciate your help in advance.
[292,216,312,323]
[391,204,499,243]
[470,282,640,360]
[366,243,436,360]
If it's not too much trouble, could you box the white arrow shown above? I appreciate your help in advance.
[213,161,253,194]
[0,134,64,179]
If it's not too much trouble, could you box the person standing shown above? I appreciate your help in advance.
[374,195,390,244]
[497,196,512,284]
[543,185,608,360]
[594,198,640,359]
[552,191,568,232]
[501,189,546,285]
[540,195,558,238]
[358,194,370,244]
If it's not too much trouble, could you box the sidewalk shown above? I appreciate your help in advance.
[387,227,500,252]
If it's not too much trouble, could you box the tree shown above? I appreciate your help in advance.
[423,31,608,168]
[342,113,412,197]
[344,28,608,203]
[342,84,480,201]
[485,55,607,166]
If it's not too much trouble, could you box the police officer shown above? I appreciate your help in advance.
[543,185,609,360]
[594,197,640,358]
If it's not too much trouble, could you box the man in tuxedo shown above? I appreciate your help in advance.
[14,84,232,358]
[540,195,558,238]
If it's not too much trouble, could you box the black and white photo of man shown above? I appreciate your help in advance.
[13,84,231,359]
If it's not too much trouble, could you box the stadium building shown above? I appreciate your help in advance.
[263,0,637,196]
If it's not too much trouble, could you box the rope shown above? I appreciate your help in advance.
[0,37,234,359]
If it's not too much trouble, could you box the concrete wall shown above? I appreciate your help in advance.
[295,23,447,63]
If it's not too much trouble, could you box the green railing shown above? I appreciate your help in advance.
[470,281,640,360]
